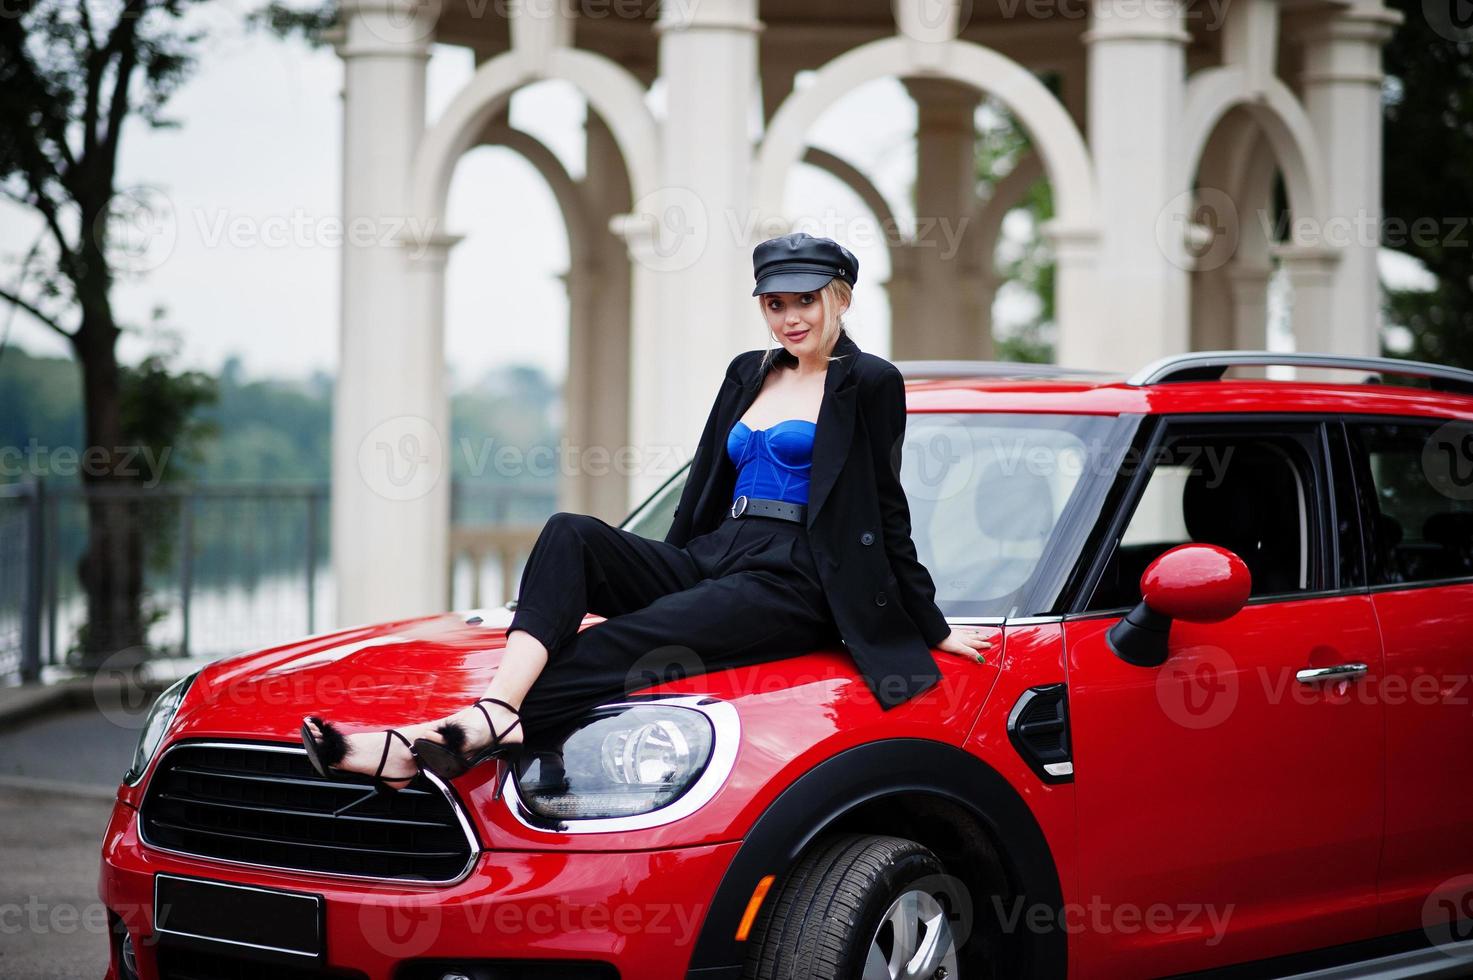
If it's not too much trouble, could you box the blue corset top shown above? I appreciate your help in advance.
[727,418,816,506]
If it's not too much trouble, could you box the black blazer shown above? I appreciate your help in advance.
[664,328,950,708]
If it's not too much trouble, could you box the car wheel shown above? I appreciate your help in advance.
[744,833,965,980]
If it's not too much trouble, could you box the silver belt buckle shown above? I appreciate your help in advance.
[730,495,749,518]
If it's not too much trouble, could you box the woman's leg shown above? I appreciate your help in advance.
[308,511,704,774]
[513,563,838,737]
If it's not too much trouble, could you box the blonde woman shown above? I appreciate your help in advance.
[302,232,992,789]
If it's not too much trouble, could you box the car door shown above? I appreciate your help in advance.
[1343,417,1473,938]
[1062,418,1385,979]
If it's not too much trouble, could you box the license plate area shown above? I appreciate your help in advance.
[154,874,324,963]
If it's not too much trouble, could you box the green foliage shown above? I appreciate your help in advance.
[245,0,339,47]
[1380,0,1473,367]
[120,355,219,484]
[4,350,566,490]
[974,96,1057,364]
[0,347,84,468]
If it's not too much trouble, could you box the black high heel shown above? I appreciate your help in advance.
[301,717,420,794]
[412,697,523,782]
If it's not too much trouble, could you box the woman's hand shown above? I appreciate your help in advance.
[935,627,994,664]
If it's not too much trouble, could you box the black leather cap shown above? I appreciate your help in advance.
[751,232,859,296]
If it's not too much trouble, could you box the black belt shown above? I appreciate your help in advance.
[729,495,806,523]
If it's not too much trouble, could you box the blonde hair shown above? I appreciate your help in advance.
[756,278,853,373]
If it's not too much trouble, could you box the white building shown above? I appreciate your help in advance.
[327,0,1400,627]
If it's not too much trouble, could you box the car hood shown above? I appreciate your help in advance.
[165,607,1000,747]
[168,608,531,742]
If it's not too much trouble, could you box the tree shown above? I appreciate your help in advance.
[1381,0,1473,367]
[0,0,214,666]
[973,98,1056,364]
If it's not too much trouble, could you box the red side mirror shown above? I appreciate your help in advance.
[1107,544,1252,668]
[1141,544,1252,623]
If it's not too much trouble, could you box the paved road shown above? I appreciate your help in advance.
[0,785,114,979]
[0,708,132,979]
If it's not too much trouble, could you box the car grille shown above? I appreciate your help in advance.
[140,742,478,882]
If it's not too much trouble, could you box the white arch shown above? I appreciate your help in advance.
[480,124,591,267]
[800,146,900,236]
[410,47,658,226]
[969,150,1046,273]
[755,36,1098,235]
[1180,67,1327,223]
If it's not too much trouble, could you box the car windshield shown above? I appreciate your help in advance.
[622,412,1120,618]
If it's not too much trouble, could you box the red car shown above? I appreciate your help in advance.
[100,351,1473,980]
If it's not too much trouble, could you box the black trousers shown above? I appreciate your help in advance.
[506,510,841,736]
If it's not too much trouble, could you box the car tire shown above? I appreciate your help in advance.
[743,833,966,980]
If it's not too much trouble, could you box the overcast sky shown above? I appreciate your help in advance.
[0,2,1431,388]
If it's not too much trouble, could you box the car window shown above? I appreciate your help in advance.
[620,468,686,540]
[902,413,1118,618]
[1088,430,1320,610]
[622,412,1119,619]
[1347,420,1473,586]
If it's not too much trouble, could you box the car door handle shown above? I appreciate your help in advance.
[1295,663,1368,684]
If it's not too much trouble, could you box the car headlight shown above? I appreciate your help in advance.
[509,697,738,828]
[124,673,196,785]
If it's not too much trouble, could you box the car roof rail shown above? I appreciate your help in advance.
[894,360,1114,381]
[1127,350,1473,396]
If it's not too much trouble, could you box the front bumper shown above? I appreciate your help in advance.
[100,799,740,979]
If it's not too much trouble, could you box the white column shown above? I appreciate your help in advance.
[902,79,982,360]
[1081,0,1191,371]
[331,0,443,628]
[1275,244,1341,354]
[626,0,761,503]
[566,113,634,521]
[1228,263,1273,350]
[1297,5,1400,357]
[1049,225,1102,366]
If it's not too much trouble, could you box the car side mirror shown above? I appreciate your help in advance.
[1106,544,1251,668]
